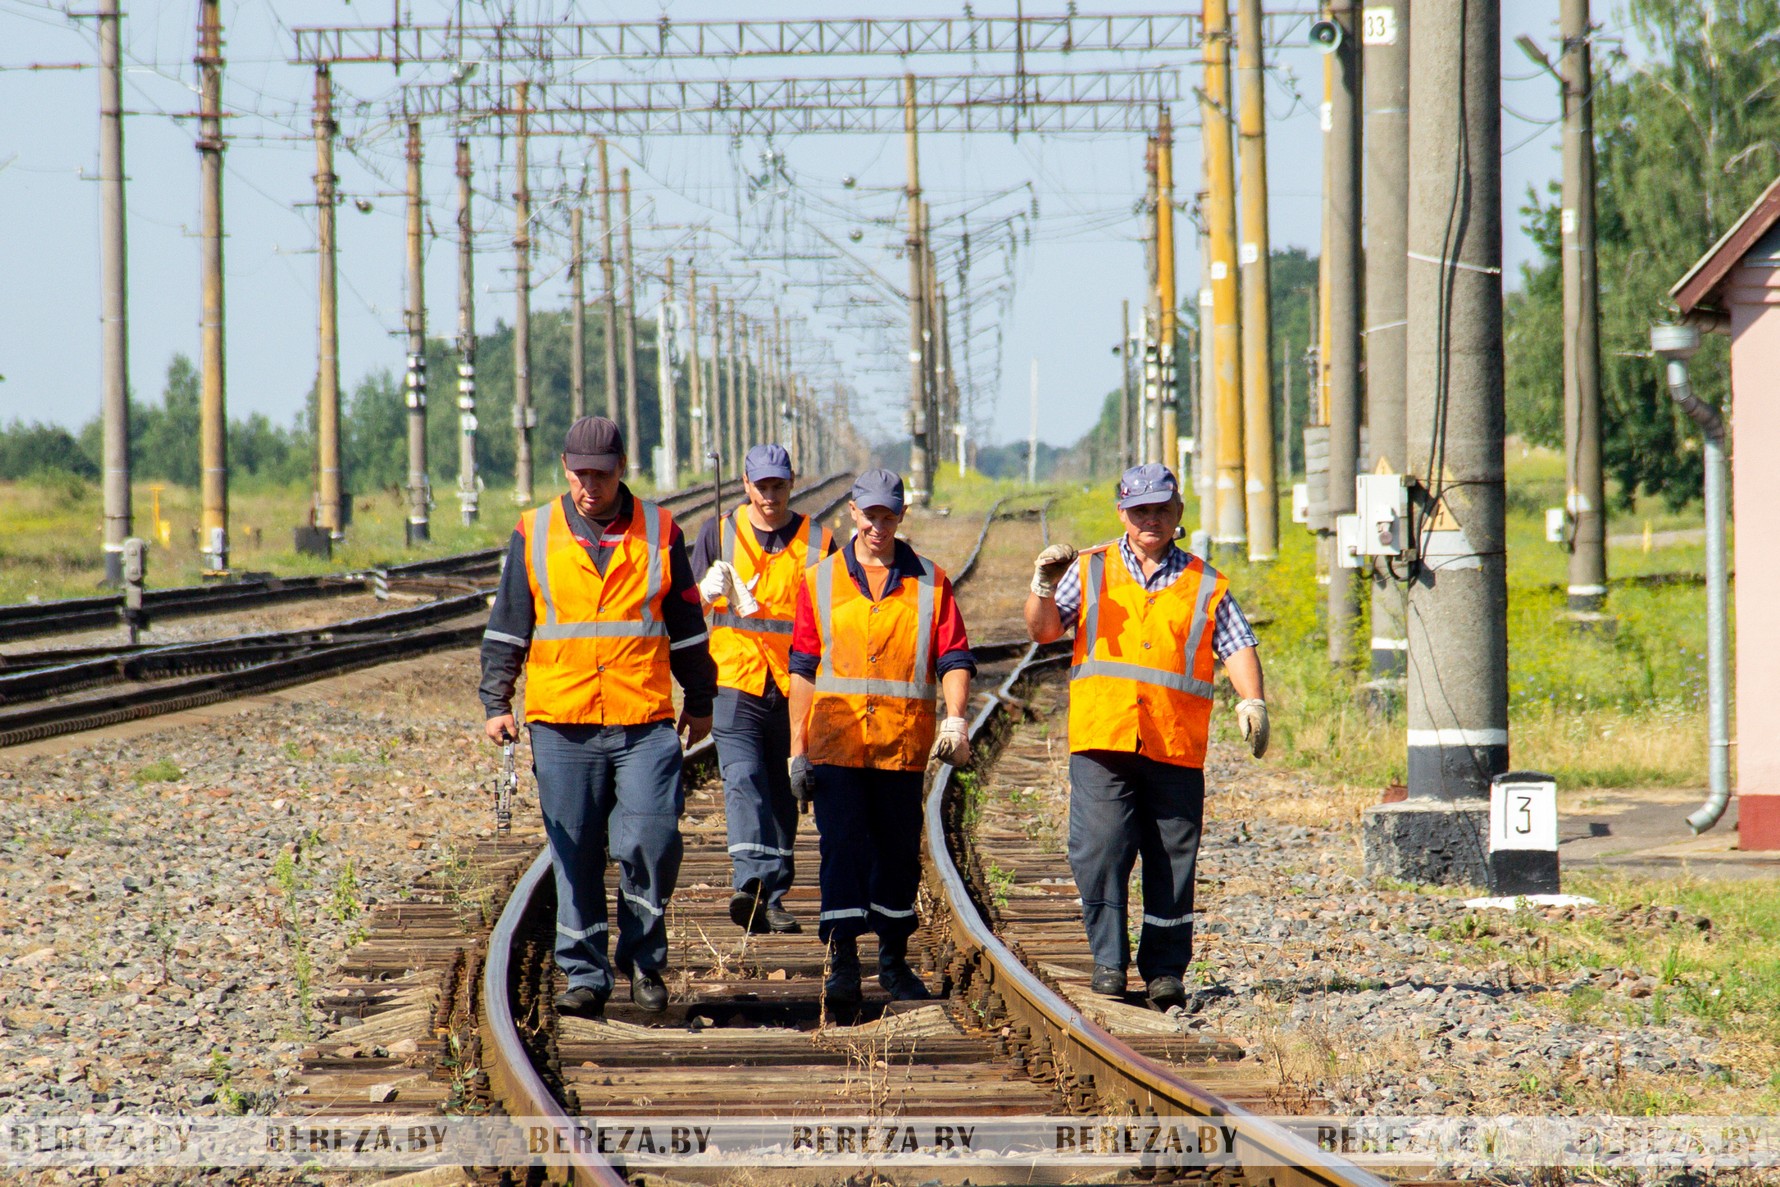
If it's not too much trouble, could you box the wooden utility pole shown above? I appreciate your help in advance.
[1204,0,1246,551]
[98,0,130,583]
[569,205,586,421]
[1561,0,1606,612]
[687,260,704,469]
[512,81,534,506]
[1366,0,1410,675]
[903,74,931,506]
[1237,0,1277,560]
[312,66,343,542]
[619,168,640,477]
[403,118,430,544]
[1326,0,1364,665]
[598,139,620,422]
[197,0,229,572]
[454,137,479,524]
[1156,108,1180,476]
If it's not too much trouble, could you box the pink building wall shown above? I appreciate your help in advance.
[1724,245,1780,848]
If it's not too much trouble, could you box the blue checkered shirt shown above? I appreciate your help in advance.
[1051,538,1258,660]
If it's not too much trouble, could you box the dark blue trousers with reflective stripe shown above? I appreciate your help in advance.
[530,720,684,995]
[812,765,925,945]
[712,684,798,904]
[1067,750,1204,983]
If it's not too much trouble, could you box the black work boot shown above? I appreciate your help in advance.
[824,936,862,1007]
[876,934,932,1001]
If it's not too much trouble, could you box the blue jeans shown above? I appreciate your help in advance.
[1067,750,1204,983]
[529,720,684,994]
[812,765,925,945]
[712,684,798,905]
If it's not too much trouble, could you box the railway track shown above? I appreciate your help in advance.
[0,475,847,750]
[466,496,1390,1186]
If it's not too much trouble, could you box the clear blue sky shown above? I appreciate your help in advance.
[0,0,1596,452]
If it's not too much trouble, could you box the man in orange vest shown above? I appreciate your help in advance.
[691,444,837,935]
[481,417,717,1018]
[1024,462,1268,1013]
[786,469,975,1008]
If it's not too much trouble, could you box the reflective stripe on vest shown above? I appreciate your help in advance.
[811,555,937,702]
[709,509,822,639]
[530,499,668,641]
[1067,548,1219,700]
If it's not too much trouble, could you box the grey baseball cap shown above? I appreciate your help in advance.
[1116,462,1180,509]
[849,468,906,513]
[744,443,794,482]
[563,416,624,472]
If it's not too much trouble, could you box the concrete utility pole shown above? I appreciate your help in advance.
[311,66,343,542]
[454,137,479,525]
[725,297,740,469]
[1396,0,1507,841]
[754,319,768,451]
[97,0,131,584]
[1365,0,1411,676]
[1561,0,1607,613]
[1156,108,1180,477]
[1204,0,1246,549]
[686,261,704,469]
[1237,0,1277,561]
[658,257,679,489]
[196,0,229,572]
[511,82,534,506]
[619,169,641,478]
[569,206,586,422]
[1143,139,1161,465]
[1119,299,1134,473]
[1198,218,1218,542]
[403,119,430,544]
[1325,0,1364,665]
[598,140,620,422]
[903,74,932,507]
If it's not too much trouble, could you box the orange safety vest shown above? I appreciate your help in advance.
[707,509,833,696]
[518,496,676,726]
[804,547,943,772]
[1067,543,1229,769]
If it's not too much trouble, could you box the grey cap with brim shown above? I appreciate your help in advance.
[744,443,794,482]
[563,416,625,471]
[1116,461,1181,509]
[849,468,906,513]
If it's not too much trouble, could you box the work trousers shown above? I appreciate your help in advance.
[812,765,925,945]
[712,684,798,904]
[1067,750,1205,983]
[530,720,684,995]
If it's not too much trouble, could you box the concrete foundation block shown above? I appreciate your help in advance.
[1362,800,1490,887]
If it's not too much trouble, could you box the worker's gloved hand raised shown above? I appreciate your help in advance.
[698,561,738,606]
[1030,544,1078,598]
[933,716,972,767]
[1235,699,1270,759]
[788,754,815,815]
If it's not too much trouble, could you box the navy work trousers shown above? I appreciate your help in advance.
[811,765,925,945]
[529,720,684,995]
[1067,749,1205,983]
[712,684,798,904]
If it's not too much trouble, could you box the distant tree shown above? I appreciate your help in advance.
[0,421,98,481]
[343,370,407,492]
[135,354,202,486]
[1505,0,1780,507]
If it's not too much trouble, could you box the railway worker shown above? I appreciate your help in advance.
[690,444,837,936]
[1023,462,1268,1013]
[480,415,717,1019]
[786,469,976,1007]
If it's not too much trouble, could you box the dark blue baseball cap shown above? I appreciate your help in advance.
[1117,462,1181,509]
[743,443,794,482]
[849,468,905,514]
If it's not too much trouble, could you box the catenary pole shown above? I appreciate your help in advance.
[403,118,430,544]
[98,0,131,583]
[1205,0,1246,549]
[1198,213,1217,543]
[1237,0,1277,560]
[620,168,641,476]
[659,257,679,487]
[1366,0,1411,675]
[312,66,342,542]
[1119,299,1133,473]
[1561,0,1607,612]
[903,74,932,506]
[454,137,479,524]
[599,139,620,422]
[1143,138,1161,464]
[569,206,586,421]
[725,297,739,469]
[197,0,229,571]
[687,260,704,469]
[1157,108,1180,477]
[1404,0,1507,802]
[512,81,534,506]
[1326,0,1364,665]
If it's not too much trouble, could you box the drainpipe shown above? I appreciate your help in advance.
[1650,321,1731,834]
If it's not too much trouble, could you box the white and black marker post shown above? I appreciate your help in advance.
[1488,770,1559,895]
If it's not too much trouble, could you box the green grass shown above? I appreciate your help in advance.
[132,759,184,784]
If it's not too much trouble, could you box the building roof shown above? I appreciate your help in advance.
[1672,174,1780,314]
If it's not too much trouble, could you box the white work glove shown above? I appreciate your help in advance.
[1235,699,1270,759]
[1030,543,1078,598]
[698,561,736,605]
[932,716,972,767]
